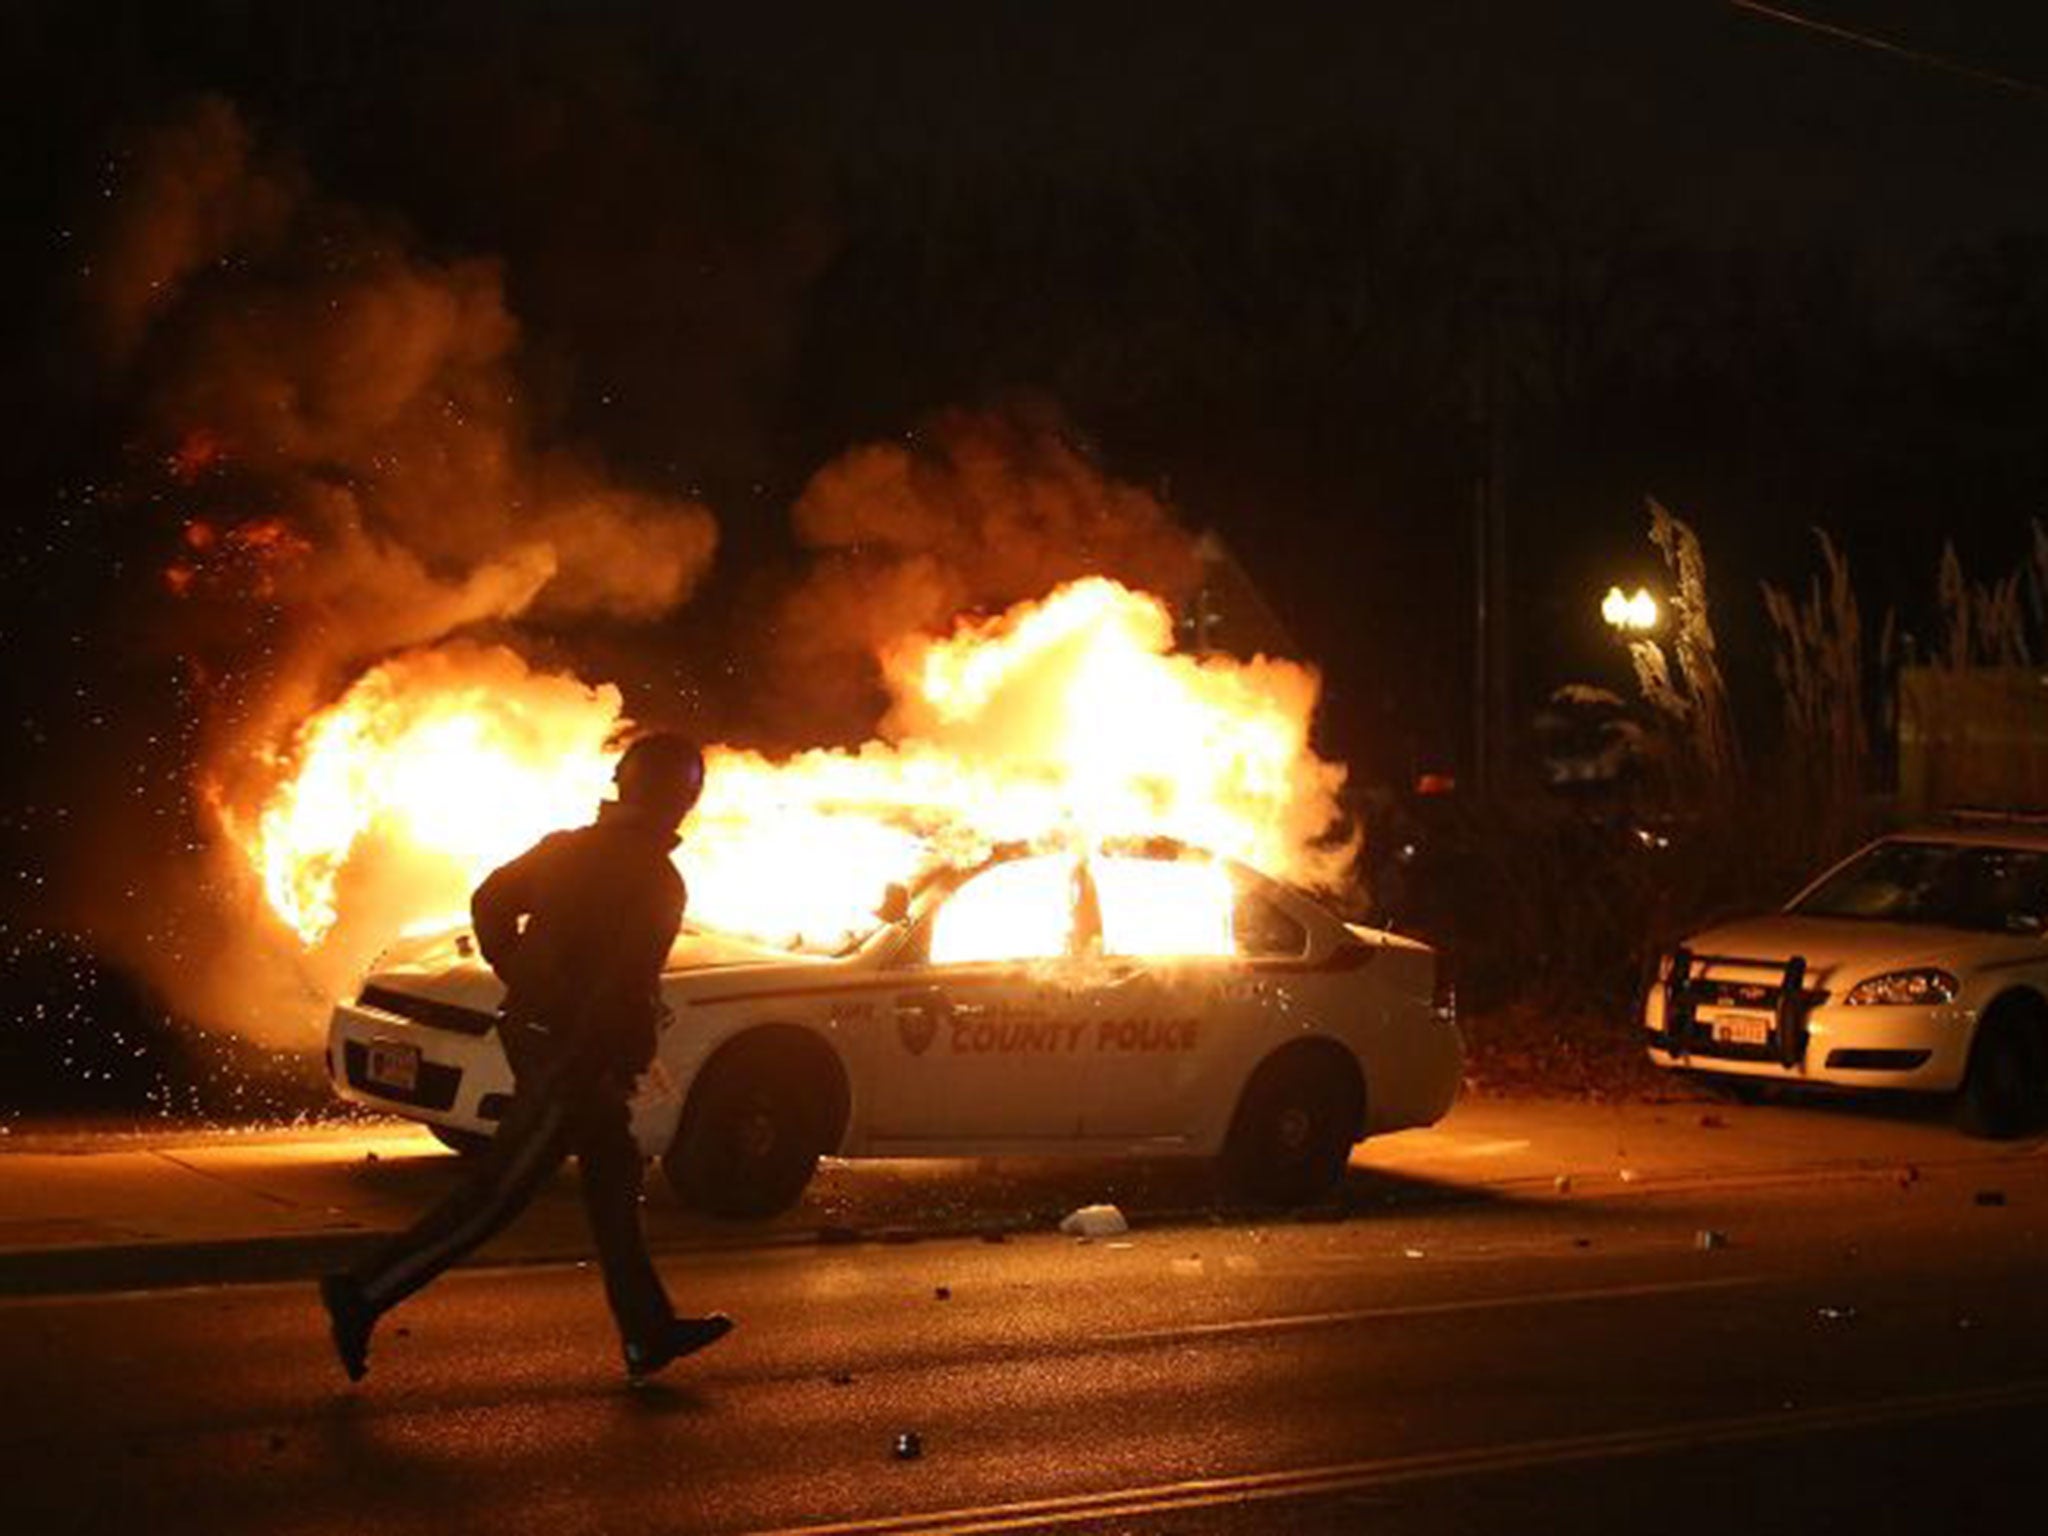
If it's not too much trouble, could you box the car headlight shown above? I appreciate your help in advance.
[1842,968,1959,1006]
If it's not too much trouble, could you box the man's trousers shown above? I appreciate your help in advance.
[346,1042,674,1348]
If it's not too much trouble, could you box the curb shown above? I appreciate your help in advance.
[0,1231,389,1299]
[4,1146,2030,1301]
[0,1181,1486,1301]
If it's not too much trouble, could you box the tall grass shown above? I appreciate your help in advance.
[1759,528,1890,856]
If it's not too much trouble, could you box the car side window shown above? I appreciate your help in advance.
[1235,889,1309,959]
[927,854,1080,965]
[1092,855,1237,958]
[1960,847,2048,933]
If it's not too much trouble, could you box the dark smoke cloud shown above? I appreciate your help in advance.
[761,404,1204,741]
[66,96,718,1037]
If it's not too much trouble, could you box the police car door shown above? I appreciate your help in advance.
[865,853,1091,1144]
[1081,857,1314,1141]
[1074,853,1237,1141]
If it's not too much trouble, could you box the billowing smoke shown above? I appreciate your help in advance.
[68,97,716,1038]
[759,405,1205,741]
[54,100,1344,1056]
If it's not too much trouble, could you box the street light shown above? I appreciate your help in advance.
[1601,585,1659,634]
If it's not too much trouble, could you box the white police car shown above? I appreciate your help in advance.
[329,842,1460,1214]
[1645,823,2048,1135]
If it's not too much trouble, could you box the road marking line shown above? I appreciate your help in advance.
[742,1377,2048,1536]
[1096,1274,1757,1346]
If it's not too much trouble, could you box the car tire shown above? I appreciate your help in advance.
[1958,1007,2048,1139]
[428,1125,494,1157]
[664,1046,828,1218]
[1220,1053,1360,1206]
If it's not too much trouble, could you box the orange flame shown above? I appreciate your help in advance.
[232,578,1353,969]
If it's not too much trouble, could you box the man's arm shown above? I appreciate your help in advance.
[566,871,685,1073]
[469,834,563,984]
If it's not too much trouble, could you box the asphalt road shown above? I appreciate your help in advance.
[4,1111,2045,1535]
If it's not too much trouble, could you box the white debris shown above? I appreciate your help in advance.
[1553,1174,1573,1194]
[1695,1229,1728,1251]
[1060,1204,1129,1238]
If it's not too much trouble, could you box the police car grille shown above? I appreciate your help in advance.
[357,984,497,1036]
[1689,978,1828,1010]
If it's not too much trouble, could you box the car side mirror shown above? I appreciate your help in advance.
[877,882,911,926]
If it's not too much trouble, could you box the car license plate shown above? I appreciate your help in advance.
[1711,1012,1772,1046]
[367,1042,421,1093]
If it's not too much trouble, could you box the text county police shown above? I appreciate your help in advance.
[947,1015,1199,1054]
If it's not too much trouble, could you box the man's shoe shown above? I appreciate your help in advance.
[319,1273,375,1383]
[623,1313,733,1384]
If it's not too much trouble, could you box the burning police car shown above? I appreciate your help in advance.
[1645,824,2048,1135]
[329,843,1460,1214]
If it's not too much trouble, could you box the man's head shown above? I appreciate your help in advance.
[613,732,706,825]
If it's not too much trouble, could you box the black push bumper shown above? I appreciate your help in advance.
[1653,947,1819,1070]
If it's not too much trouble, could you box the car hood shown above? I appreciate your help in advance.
[1682,914,2036,988]
[360,924,834,1012]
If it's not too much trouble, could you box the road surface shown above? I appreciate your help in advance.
[2,1095,2044,1533]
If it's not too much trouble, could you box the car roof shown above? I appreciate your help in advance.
[1885,822,2048,853]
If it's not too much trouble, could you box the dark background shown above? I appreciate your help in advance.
[4,1,2048,1102]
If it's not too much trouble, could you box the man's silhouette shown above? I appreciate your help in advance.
[320,732,731,1383]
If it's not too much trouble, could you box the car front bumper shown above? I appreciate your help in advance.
[327,999,515,1132]
[1644,982,1973,1091]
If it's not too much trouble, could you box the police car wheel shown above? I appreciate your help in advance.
[665,1054,826,1218]
[1221,1055,1358,1206]
[1958,1008,2048,1139]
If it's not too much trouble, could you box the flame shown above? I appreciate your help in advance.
[928,852,1082,966]
[232,578,1352,971]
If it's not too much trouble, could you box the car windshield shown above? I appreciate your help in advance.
[1790,839,2048,933]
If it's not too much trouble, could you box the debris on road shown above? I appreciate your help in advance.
[829,1371,855,1387]
[892,1431,924,1461]
[1896,1165,1920,1189]
[1553,1174,1573,1194]
[1402,1247,1425,1260]
[1060,1204,1129,1238]
[1975,1189,2007,1207]
[1817,1305,1859,1323]
[1618,1168,1640,1183]
[933,1286,951,1301]
[1695,1229,1728,1251]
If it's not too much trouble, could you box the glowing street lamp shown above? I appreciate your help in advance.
[1601,585,1659,634]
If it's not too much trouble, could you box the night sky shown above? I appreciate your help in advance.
[4,1,2048,1061]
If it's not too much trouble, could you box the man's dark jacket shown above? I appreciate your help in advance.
[469,800,685,1077]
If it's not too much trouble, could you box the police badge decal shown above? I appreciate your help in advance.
[896,996,944,1056]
